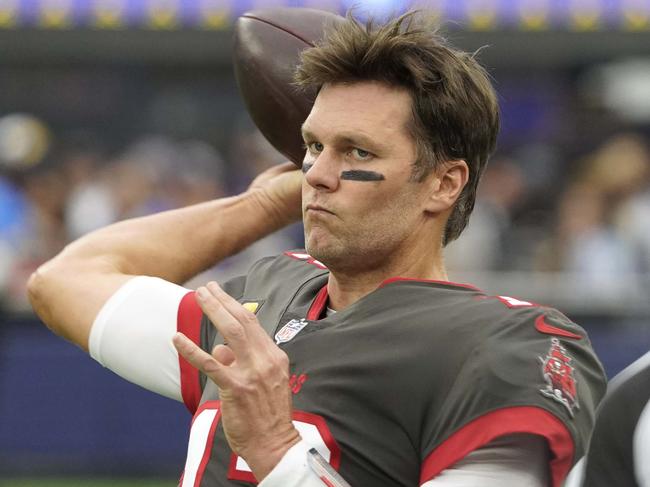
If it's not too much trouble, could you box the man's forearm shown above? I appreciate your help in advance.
[28,180,300,350]
[59,189,295,283]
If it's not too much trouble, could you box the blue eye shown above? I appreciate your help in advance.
[307,142,323,153]
[352,148,372,160]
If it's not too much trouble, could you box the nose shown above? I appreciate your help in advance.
[303,149,340,192]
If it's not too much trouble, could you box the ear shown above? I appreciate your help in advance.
[423,160,469,214]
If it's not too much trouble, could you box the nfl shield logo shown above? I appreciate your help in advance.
[275,319,309,344]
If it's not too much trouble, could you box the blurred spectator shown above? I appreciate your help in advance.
[618,191,650,273]
[446,158,526,271]
[65,135,231,240]
[65,167,116,240]
[189,126,301,287]
[613,136,650,274]
[3,164,68,311]
[61,138,115,239]
[535,134,648,289]
[228,116,287,193]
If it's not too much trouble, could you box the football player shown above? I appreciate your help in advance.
[28,10,606,487]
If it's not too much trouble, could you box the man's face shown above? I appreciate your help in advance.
[301,81,430,272]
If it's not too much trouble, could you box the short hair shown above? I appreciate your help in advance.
[294,11,500,245]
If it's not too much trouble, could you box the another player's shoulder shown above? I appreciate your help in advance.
[607,350,650,395]
[596,351,650,421]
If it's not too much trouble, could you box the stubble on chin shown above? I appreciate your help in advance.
[306,234,379,273]
[304,229,344,269]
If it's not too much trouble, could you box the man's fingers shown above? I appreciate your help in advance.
[212,344,236,366]
[204,281,271,344]
[248,161,300,190]
[195,286,251,359]
[173,332,232,386]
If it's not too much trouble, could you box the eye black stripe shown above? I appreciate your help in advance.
[340,170,385,181]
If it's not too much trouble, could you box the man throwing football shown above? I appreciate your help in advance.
[28,11,605,487]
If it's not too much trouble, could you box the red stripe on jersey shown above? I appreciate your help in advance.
[420,406,574,487]
[379,276,482,292]
[178,291,204,414]
[307,285,329,320]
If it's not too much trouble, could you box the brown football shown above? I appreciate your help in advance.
[233,8,344,166]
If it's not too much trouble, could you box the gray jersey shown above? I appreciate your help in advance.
[177,251,607,487]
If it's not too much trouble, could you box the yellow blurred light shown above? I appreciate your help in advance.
[466,0,498,31]
[468,12,497,30]
[0,1,18,29]
[93,0,126,29]
[147,0,180,30]
[520,13,548,30]
[568,0,602,31]
[40,10,71,29]
[201,11,229,30]
[199,0,230,29]
[570,12,601,31]
[623,11,650,31]
[519,0,549,31]
[39,0,73,29]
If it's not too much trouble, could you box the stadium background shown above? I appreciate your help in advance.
[1,0,649,485]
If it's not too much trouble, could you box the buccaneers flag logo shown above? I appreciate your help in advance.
[539,338,580,417]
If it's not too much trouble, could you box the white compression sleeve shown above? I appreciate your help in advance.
[88,275,191,402]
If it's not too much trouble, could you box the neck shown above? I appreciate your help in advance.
[325,244,448,311]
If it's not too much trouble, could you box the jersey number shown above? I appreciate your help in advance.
[181,401,341,486]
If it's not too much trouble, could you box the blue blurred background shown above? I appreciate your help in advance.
[1,0,650,484]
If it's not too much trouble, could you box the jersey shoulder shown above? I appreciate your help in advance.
[434,293,606,454]
[418,293,606,485]
[467,295,606,414]
[245,249,329,282]
[471,293,586,340]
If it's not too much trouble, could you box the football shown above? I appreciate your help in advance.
[233,8,344,166]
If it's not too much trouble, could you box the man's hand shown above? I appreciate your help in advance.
[247,162,303,224]
[173,281,301,481]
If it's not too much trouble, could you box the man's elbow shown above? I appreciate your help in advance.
[27,264,58,332]
[27,253,125,352]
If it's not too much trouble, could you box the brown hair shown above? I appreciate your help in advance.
[294,11,500,245]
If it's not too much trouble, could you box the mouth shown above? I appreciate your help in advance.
[305,204,335,215]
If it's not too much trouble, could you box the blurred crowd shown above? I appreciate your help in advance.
[0,115,649,314]
[446,133,650,283]
[0,122,301,313]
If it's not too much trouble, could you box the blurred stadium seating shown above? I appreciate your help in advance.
[0,0,649,484]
